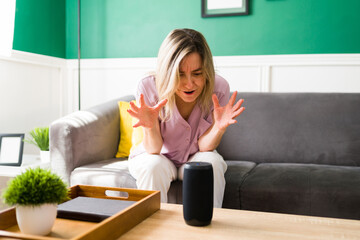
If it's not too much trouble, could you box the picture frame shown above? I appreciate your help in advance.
[202,0,249,18]
[0,133,24,166]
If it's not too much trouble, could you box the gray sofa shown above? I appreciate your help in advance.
[50,93,360,220]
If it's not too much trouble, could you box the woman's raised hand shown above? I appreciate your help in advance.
[127,94,168,129]
[212,91,245,132]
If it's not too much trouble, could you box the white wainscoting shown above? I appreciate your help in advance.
[1,51,360,154]
[79,58,156,110]
[79,54,360,109]
[213,54,360,93]
[0,51,75,154]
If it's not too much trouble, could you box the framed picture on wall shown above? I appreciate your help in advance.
[202,0,249,17]
[0,133,24,166]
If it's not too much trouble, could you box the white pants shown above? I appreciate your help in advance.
[128,151,227,208]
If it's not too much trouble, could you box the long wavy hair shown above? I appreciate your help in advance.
[155,28,215,121]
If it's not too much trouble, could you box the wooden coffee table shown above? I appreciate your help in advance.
[119,203,360,240]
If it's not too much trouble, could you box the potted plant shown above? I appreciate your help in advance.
[2,168,69,236]
[24,127,50,163]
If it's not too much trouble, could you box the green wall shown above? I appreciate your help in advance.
[13,0,66,58]
[69,0,360,59]
[12,0,360,59]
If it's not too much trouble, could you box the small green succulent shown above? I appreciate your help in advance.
[24,127,49,151]
[2,168,69,206]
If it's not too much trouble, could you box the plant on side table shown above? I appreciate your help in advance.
[2,168,69,236]
[24,127,50,163]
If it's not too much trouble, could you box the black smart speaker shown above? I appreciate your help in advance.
[183,162,213,226]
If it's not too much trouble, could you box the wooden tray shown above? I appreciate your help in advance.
[0,185,160,240]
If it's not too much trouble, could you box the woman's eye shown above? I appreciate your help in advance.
[193,72,202,76]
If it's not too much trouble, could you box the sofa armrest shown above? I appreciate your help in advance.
[50,98,125,184]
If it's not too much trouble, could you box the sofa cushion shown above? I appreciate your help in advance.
[222,160,257,209]
[217,93,360,167]
[70,158,180,201]
[116,101,134,158]
[70,158,137,191]
[116,101,144,158]
[241,163,360,219]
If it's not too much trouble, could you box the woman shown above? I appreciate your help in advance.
[127,28,245,208]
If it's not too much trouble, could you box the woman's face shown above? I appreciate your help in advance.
[175,52,205,104]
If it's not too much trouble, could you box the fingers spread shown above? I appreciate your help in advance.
[139,94,145,107]
[229,119,237,125]
[229,91,237,106]
[129,101,139,112]
[232,107,245,119]
[133,120,141,128]
[212,94,220,108]
[154,98,168,111]
[127,109,138,118]
[232,99,244,112]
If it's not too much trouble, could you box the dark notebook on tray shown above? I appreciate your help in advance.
[57,196,136,222]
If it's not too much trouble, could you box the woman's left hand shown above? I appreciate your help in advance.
[212,91,245,132]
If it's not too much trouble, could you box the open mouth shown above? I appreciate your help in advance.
[184,90,195,95]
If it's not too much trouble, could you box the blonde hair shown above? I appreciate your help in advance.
[155,28,215,121]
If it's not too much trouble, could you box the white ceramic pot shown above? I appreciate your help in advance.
[16,204,57,236]
[40,150,50,163]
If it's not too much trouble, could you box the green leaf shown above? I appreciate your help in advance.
[2,168,69,206]
[24,127,49,151]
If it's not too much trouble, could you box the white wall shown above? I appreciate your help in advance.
[1,51,360,153]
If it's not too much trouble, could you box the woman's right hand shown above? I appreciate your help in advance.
[127,94,168,129]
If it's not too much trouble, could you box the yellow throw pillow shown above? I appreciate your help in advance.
[116,101,143,158]
[130,115,144,154]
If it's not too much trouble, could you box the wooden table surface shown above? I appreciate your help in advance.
[119,203,360,240]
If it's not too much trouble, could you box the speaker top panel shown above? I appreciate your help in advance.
[184,162,212,170]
